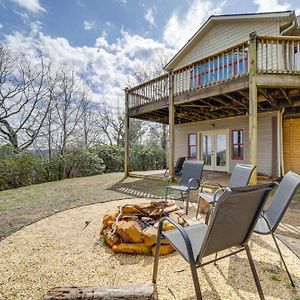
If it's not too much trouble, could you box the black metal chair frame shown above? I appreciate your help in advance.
[154,184,274,300]
[254,171,300,287]
[196,164,256,219]
[164,156,186,178]
[165,160,204,215]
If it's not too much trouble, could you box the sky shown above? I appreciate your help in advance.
[0,0,300,110]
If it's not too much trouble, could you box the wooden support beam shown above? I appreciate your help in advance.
[259,89,279,110]
[223,94,248,108]
[256,74,300,89]
[124,88,130,177]
[280,88,295,110]
[211,97,243,113]
[248,32,258,184]
[168,72,175,179]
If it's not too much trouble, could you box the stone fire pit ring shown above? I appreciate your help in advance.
[101,200,189,256]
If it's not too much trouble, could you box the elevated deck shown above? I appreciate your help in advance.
[127,35,300,124]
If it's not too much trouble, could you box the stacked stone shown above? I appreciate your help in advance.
[101,201,188,256]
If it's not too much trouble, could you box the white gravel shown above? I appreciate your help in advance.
[0,198,299,300]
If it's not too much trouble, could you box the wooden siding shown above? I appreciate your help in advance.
[173,20,281,70]
[283,118,300,173]
[174,112,277,176]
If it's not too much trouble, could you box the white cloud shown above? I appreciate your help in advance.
[83,20,95,31]
[0,24,3,30]
[3,26,174,110]
[12,0,46,13]
[254,0,291,12]
[144,8,156,27]
[163,0,225,49]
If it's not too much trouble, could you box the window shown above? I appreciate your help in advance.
[188,133,197,159]
[191,50,248,89]
[232,129,243,160]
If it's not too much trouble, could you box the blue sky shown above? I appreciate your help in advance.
[0,0,299,109]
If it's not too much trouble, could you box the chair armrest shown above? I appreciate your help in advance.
[164,168,169,177]
[157,216,195,263]
[187,178,200,190]
[166,175,172,186]
[200,181,223,193]
[212,187,228,206]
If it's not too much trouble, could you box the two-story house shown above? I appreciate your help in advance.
[124,11,300,182]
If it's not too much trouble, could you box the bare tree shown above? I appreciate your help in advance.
[96,103,146,147]
[128,52,170,150]
[0,47,52,150]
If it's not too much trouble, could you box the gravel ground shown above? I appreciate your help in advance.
[0,198,299,300]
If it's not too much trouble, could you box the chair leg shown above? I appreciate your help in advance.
[152,235,162,284]
[196,195,201,219]
[185,191,190,215]
[164,187,169,203]
[205,208,212,225]
[245,245,265,300]
[213,252,218,265]
[271,232,295,287]
[190,262,202,300]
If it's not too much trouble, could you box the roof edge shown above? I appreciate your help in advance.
[164,10,295,71]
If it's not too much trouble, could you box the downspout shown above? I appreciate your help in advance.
[281,20,297,35]
[279,108,285,176]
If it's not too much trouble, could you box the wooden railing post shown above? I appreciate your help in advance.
[168,71,175,179]
[248,32,258,185]
[124,87,130,177]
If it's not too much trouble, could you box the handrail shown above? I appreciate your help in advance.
[127,73,168,93]
[257,35,300,41]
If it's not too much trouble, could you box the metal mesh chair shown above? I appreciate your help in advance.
[254,171,300,287]
[197,164,256,219]
[165,160,205,214]
[154,183,274,300]
[164,156,186,177]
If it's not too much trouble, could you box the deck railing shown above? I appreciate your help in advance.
[257,36,300,73]
[127,35,300,109]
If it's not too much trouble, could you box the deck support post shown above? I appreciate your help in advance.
[168,71,175,180]
[124,87,130,177]
[248,32,258,184]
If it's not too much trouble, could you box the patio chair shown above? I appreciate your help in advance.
[153,183,274,300]
[165,160,205,215]
[254,171,300,287]
[164,156,186,178]
[196,164,256,219]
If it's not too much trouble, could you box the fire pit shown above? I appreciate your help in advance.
[100,200,189,256]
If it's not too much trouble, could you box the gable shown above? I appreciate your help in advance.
[165,12,295,71]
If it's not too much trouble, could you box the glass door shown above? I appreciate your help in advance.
[201,133,214,170]
[200,130,229,172]
[215,132,228,172]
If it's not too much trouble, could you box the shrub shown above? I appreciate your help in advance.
[58,148,105,178]
[0,147,48,190]
[95,145,124,173]
[130,144,166,171]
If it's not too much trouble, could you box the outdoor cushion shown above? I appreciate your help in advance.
[167,185,190,192]
[198,192,220,203]
[253,217,270,235]
[163,224,208,262]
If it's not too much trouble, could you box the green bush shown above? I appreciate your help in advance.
[0,142,166,191]
[130,144,166,171]
[0,147,48,190]
[61,148,105,178]
[95,145,124,173]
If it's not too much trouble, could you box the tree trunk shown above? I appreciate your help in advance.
[45,283,158,300]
